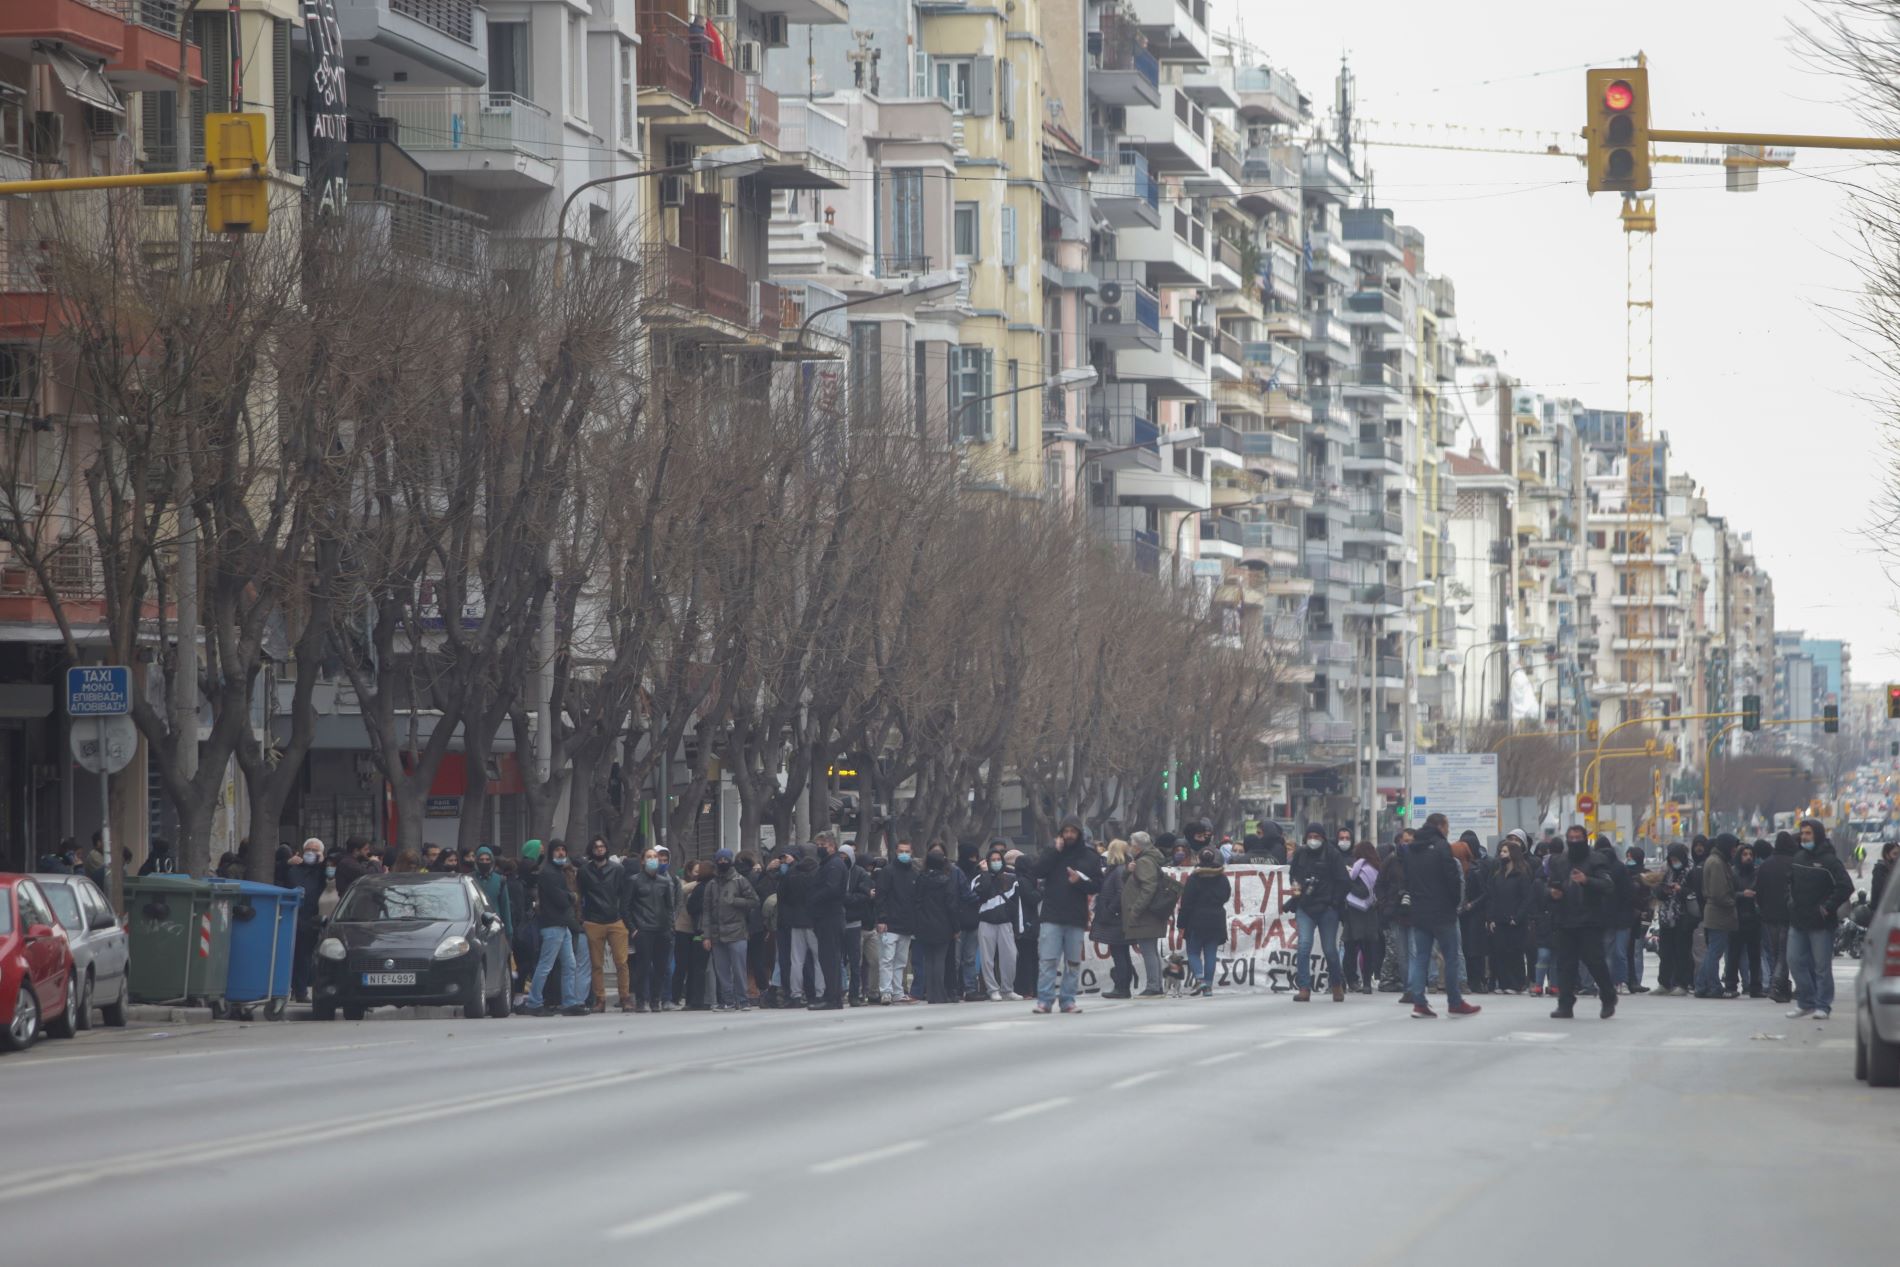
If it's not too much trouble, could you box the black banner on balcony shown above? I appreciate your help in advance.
[304,0,349,219]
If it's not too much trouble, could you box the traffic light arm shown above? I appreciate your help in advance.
[1589,709,1743,803]
[1701,715,1838,835]
[0,166,257,198]
[1583,747,1679,812]
[1491,726,1595,753]
[1648,127,1900,153]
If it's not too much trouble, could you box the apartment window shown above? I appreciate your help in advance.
[953,202,979,261]
[489,22,529,97]
[934,58,974,113]
[567,14,587,117]
[1000,206,1017,267]
[1007,360,1020,452]
[914,340,929,436]
[0,345,35,401]
[619,40,636,148]
[952,345,994,441]
[850,322,882,427]
[889,169,924,264]
[0,92,23,159]
[999,58,1014,123]
[913,51,931,99]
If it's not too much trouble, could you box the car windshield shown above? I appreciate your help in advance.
[43,885,83,931]
[333,883,469,923]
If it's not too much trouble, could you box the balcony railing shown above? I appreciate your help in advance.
[747,78,780,148]
[1170,88,1209,143]
[1347,289,1403,321]
[108,0,182,35]
[1212,236,1243,275]
[1200,517,1244,546]
[875,253,932,278]
[1211,143,1242,182]
[1235,66,1303,112]
[1092,146,1160,210]
[377,90,555,160]
[638,23,756,136]
[1202,422,1244,453]
[1169,321,1208,367]
[1091,18,1161,88]
[643,244,751,327]
[779,98,848,168]
[390,0,478,44]
[1171,205,1207,253]
[1243,521,1299,553]
[1,248,53,292]
[752,280,783,340]
[348,184,489,275]
[1354,438,1403,464]
[1213,329,1241,365]
[1240,430,1299,466]
[1351,510,1403,536]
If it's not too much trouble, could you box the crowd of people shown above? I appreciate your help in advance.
[35,810,1881,1025]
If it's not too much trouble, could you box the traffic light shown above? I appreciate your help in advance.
[1586,718,1599,742]
[1823,704,1839,735]
[1888,684,1900,719]
[204,113,269,233]
[1741,694,1760,732]
[1584,67,1650,194]
[1889,740,1897,757]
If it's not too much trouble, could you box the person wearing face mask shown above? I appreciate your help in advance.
[1030,817,1104,1014]
[1184,819,1215,860]
[875,839,922,1004]
[1177,847,1231,996]
[975,846,1025,1000]
[1756,831,1798,1003]
[1725,843,1764,999]
[1094,839,1136,999]
[1785,817,1853,1020]
[806,833,851,1011]
[1693,834,1741,999]
[1007,848,1040,999]
[1548,829,1617,1020]
[1654,843,1699,995]
[1122,831,1177,998]
[578,836,635,1013]
[627,847,678,1012]
[1341,842,1382,995]
[525,839,588,1017]
[1403,814,1481,1019]
[1375,829,1412,994]
[699,850,759,1011]
[1287,822,1348,1003]
[913,845,960,1003]
[286,837,328,1004]
[470,845,512,950]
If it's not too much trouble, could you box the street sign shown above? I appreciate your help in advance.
[1411,753,1501,842]
[1577,793,1597,816]
[66,665,131,716]
[71,714,137,774]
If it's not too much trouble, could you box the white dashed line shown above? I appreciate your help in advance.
[1193,1050,1245,1067]
[1111,1070,1165,1090]
[810,1140,928,1174]
[1126,1023,1204,1035]
[987,1096,1073,1124]
[1255,1039,1289,1052]
[605,1191,748,1240]
[1501,1032,1568,1043]
[1663,1037,1723,1049]
[1288,1027,1346,1038]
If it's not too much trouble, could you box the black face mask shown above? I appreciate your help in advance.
[717,862,733,873]
[477,860,493,874]
[926,855,947,870]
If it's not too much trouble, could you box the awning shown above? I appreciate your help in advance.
[44,47,124,116]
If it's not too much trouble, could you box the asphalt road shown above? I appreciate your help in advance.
[4,966,1890,1267]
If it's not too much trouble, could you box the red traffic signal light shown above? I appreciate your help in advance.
[1603,79,1635,112]
[1888,684,1900,719]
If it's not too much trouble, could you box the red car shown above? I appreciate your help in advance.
[1,875,79,1052]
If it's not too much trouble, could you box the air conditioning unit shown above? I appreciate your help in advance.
[85,106,119,140]
[762,14,790,47]
[660,174,688,207]
[30,111,63,162]
[735,41,763,76]
[1099,280,1123,305]
[1097,305,1123,325]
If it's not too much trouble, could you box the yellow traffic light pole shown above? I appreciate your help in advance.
[1589,709,1742,804]
[0,113,268,232]
[0,167,257,197]
[1702,716,1835,836]
[1582,746,1678,832]
[1490,725,1595,752]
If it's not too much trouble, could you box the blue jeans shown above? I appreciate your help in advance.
[1186,935,1219,989]
[1408,922,1465,1008]
[1694,928,1730,995]
[1787,926,1835,1011]
[1604,927,1629,988]
[1295,907,1342,992]
[1036,922,1086,1008]
[527,926,582,1010]
[1534,945,1554,988]
[1624,927,1645,989]
[959,928,982,992]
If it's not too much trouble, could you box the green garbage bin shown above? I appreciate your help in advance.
[125,876,243,1012]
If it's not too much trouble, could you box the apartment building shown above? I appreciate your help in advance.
[1502,389,1585,730]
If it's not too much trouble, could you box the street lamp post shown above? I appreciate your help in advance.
[552,143,765,289]
[952,366,1098,450]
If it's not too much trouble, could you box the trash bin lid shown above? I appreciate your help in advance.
[232,880,302,910]
[125,875,234,896]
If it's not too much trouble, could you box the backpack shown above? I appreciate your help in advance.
[1150,867,1184,915]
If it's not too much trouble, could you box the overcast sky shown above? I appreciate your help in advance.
[1228,1,1899,680]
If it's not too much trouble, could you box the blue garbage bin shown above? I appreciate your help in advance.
[226,882,301,1020]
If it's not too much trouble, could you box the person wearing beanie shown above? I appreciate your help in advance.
[1757,831,1798,1002]
[1176,847,1231,996]
[471,845,511,946]
[1693,834,1740,998]
[1786,817,1852,1020]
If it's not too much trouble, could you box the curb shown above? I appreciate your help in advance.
[125,1004,217,1025]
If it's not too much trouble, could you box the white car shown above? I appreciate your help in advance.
[1854,872,1900,1086]
[32,874,130,1028]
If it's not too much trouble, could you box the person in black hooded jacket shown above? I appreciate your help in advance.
[1487,832,1535,993]
[1403,816,1479,1019]
[1030,817,1103,1013]
[1288,822,1348,1002]
[1548,834,1615,1020]
[1785,817,1853,1019]
[913,845,960,1004]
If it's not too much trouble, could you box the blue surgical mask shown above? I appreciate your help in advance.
[989,859,1004,872]
[552,856,569,867]
[1219,843,1233,861]
[644,858,660,873]
[325,866,336,879]
[1800,839,1816,852]
[897,852,912,865]
[779,862,790,875]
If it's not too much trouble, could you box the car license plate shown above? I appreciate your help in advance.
[361,972,417,986]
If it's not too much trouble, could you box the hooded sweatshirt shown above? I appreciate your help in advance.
[1033,820,1103,927]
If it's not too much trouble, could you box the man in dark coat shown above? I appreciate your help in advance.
[525,840,587,1016]
[1403,815,1480,1019]
[1785,817,1853,1019]
[808,833,850,1010]
[1030,817,1103,1014]
[1756,832,1798,1003]
[1288,822,1349,1002]
[1549,831,1616,1020]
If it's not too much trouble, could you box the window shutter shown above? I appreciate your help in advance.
[999,59,1013,122]
[969,57,994,117]
[1000,206,1016,267]
[273,17,292,172]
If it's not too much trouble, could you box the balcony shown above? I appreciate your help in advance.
[776,279,849,359]
[764,96,845,189]
[1305,715,1355,747]
[1087,19,1161,108]
[1118,528,1162,577]
[1343,288,1404,332]
[1206,328,1242,383]
[1342,361,1405,405]
[1609,591,1685,607]
[1242,519,1299,565]
[1239,149,1302,217]
[1125,0,1210,63]
[1092,274,1162,347]
[1,247,68,338]
[348,183,489,280]
[103,1,204,90]
[1307,231,1354,289]
[1114,207,1208,288]
[1186,137,1243,198]
[335,0,488,88]
[1611,636,1682,652]
[1303,143,1353,202]
[1125,87,1210,176]
[0,0,125,58]
[1086,402,1160,450]
[1115,319,1208,398]
[639,19,769,148]
[1342,208,1404,262]
[1115,464,1210,511]
[1343,509,1404,546]
[1344,437,1405,477]
[1209,236,1244,291]
[1235,66,1307,128]
[1091,145,1162,230]
[1200,515,1244,559]
[1201,421,1245,465]
[377,90,557,188]
[641,244,760,338]
[1263,388,1312,425]
[1241,429,1300,478]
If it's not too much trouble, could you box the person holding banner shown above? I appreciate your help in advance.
[1288,824,1348,1003]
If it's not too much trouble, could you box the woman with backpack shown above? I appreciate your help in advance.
[1122,831,1178,997]
[1177,848,1231,996]
[1341,843,1382,995]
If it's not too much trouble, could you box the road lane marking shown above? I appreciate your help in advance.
[710,1030,904,1070]
[1254,1039,1289,1052]
[1501,1032,1567,1043]
[1288,1027,1345,1038]
[1193,1050,1245,1067]
[605,1191,748,1240]
[809,1140,928,1174]
[1663,1037,1723,1048]
[987,1096,1072,1124]
[1111,1070,1165,1090]
[1126,1023,1203,1034]
[954,1021,1041,1032]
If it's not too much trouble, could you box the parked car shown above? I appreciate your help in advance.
[1855,864,1900,1086]
[34,873,129,1029]
[311,873,511,1021]
[1,875,79,1052]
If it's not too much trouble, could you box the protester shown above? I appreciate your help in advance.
[1288,822,1347,1003]
[1031,817,1103,1014]
[1758,832,1797,1003]
[1122,830,1176,997]
[779,845,821,1007]
[138,837,177,875]
[1375,830,1411,993]
[875,840,920,1004]
[1449,836,1488,995]
[808,834,850,1011]
[1623,846,1654,994]
[1007,847,1040,1000]
[1726,842,1764,999]
[1177,847,1231,996]
[334,836,374,896]
[1094,839,1136,999]
[841,844,876,1006]
[1785,817,1853,1021]
[974,845,1024,1001]
[628,847,676,1013]
[286,838,327,1003]
[471,846,511,946]
[1404,815,1480,1019]
[1654,843,1698,995]
[679,860,715,1011]
[700,849,759,1011]
[579,836,634,1012]
[524,840,587,1017]
[1340,842,1381,994]
[1872,841,1896,910]
[913,844,959,1004]
[1693,833,1739,999]
[1486,832,1534,994]
[1549,830,1617,1020]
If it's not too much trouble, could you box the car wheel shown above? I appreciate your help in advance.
[1,987,38,1052]
[487,970,512,1018]
[47,976,79,1040]
[1870,1017,1900,1088]
[100,978,129,1029]
[74,972,94,1032]
[464,963,487,1020]
[342,1003,365,1021]
[311,1001,336,1022]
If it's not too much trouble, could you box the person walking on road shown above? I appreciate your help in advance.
[1031,817,1103,1014]
[525,840,587,1017]
[1404,816,1480,1019]
[1757,832,1797,1003]
[1785,817,1853,1021]
[1450,837,1488,995]
[700,849,759,1011]
[1653,844,1698,995]
[1694,833,1740,999]
[579,836,634,1012]
[1725,842,1765,999]
[1178,847,1230,995]
[1289,823,1348,1002]
[913,844,959,1004]
[1122,831,1177,997]
[1340,842,1381,994]
[628,847,676,1013]
[1871,841,1896,910]
[1094,839,1135,999]
[974,845,1024,1001]
[1375,830,1412,993]
[1486,832,1535,994]
[286,838,327,1003]
[1623,846,1655,994]
[1549,831,1616,1020]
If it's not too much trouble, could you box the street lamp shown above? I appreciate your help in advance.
[1458,635,1536,750]
[552,143,766,288]
[953,365,1097,447]
[794,269,963,431]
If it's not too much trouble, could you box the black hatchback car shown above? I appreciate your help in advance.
[311,873,511,1020]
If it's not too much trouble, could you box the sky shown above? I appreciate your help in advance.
[1225,0,1900,680]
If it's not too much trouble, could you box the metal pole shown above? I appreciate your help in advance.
[656,715,669,855]
[98,717,114,910]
